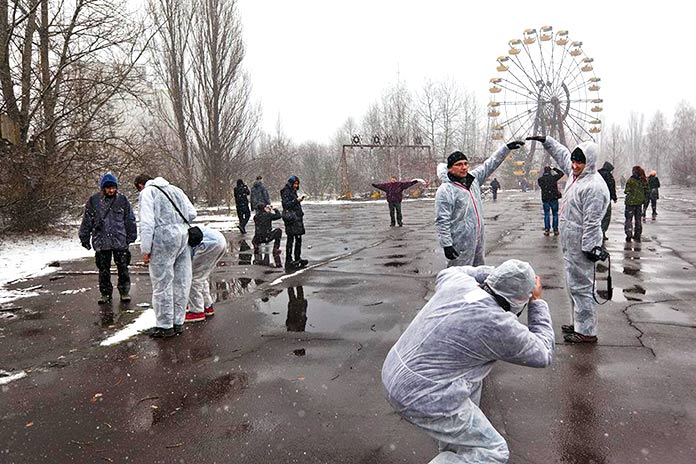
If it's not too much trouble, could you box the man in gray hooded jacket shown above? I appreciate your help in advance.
[382,260,554,463]
[527,136,610,343]
[435,142,524,267]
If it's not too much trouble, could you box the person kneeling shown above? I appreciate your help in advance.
[252,204,283,256]
[381,260,555,463]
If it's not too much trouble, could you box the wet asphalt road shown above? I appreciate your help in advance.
[1,187,695,463]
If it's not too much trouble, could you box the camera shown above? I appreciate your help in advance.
[585,245,609,262]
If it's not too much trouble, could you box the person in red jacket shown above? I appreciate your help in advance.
[371,176,423,226]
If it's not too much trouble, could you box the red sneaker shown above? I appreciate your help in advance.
[204,306,215,317]
[184,311,206,323]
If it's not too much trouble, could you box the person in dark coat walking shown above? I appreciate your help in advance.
[79,173,137,304]
[281,175,307,270]
[250,176,271,211]
[537,166,564,236]
[252,204,283,255]
[624,166,648,242]
[598,161,618,240]
[647,170,661,218]
[233,179,251,234]
[490,178,501,201]
[371,176,421,226]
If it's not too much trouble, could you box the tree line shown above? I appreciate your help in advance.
[1,0,694,232]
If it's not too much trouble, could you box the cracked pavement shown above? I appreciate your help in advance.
[1,187,695,463]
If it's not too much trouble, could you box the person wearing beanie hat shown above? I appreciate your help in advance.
[233,179,251,234]
[382,260,554,463]
[435,141,524,266]
[527,135,610,343]
[79,172,137,304]
[597,161,618,239]
[537,165,565,236]
[250,175,271,211]
[281,175,307,270]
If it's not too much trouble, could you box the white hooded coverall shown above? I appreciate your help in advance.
[540,137,609,336]
[435,144,511,266]
[189,226,227,314]
[138,177,197,329]
[382,262,555,463]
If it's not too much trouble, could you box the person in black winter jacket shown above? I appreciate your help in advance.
[233,179,251,234]
[79,173,137,304]
[250,176,271,211]
[252,204,282,255]
[598,161,618,239]
[281,175,307,270]
[536,166,564,236]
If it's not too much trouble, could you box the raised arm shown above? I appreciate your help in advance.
[542,137,572,177]
[471,144,511,185]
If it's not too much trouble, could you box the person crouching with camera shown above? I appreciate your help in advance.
[527,135,610,343]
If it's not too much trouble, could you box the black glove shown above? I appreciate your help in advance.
[526,135,546,143]
[82,241,91,250]
[444,246,459,260]
[584,246,609,262]
[506,140,525,150]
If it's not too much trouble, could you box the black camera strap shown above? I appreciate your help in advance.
[91,194,116,230]
[153,185,190,226]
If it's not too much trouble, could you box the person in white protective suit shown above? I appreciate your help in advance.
[527,135,610,343]
[435,142,524,267]
[185,226,227,323]
[135,174,197,338]
[382,260,554,463]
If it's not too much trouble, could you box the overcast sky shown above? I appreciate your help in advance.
[237,0,693,144]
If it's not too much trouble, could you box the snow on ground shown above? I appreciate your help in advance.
[100,308,156,346]
[0,232,94,303]
[0,369,28,385]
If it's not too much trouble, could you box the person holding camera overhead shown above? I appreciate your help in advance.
[527,135,609,343]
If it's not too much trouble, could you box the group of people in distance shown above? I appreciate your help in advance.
[382,135,620,462]
[234,175,309,270]
[80,172,314,339]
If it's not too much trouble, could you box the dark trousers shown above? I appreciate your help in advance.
[237,207,250,231]
[253,228,282,250]
[492,189,498,201]
[542,200,559,232]
[286,234,303,262]
[601,202,612,233]
[95,249,131,297]
[388,201,403,225]
[625,205,643,239]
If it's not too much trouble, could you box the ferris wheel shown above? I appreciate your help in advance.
[488,26,602,161]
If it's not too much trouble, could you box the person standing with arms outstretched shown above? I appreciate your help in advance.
[371,176,422,226]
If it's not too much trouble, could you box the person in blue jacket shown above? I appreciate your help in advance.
[79,173,137,304]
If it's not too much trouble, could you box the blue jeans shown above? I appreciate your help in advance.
[543,200,559,231]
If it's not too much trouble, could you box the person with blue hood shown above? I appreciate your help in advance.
[280,175,307,270]
[527,135,610,343]
[134,174,197,338]
[435,141,525,266]
[382,260,554,463]
[79,172,137,304]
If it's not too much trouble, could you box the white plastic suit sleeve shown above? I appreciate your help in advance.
[471,144,511,185]
[542,136,572,177]
[138,189,156,254]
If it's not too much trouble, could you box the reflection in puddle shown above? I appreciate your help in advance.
[238,240,252,265]
[384,261,409,267]
[214,278,265,301]
[255,285,366,332]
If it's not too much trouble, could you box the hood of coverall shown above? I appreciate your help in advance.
[484,259,536,315]
[573,141,600,178]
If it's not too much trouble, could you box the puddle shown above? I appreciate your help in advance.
[623,285,646,295]
[381,254,406,259]
[255,285,367,332]
[214,278,265,301]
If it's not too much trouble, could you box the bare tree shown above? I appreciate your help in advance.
[602,123,628,179]
[645,110,670,177]
[0,0,149,231]
[626,111,645,167]
[188,0,259,205]
[671,101,696,186]
[148,0,195,195]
